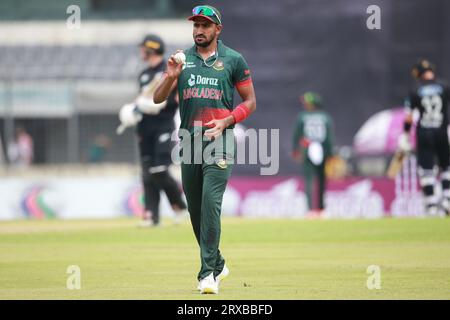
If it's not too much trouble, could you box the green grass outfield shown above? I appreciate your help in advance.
[0,217,450,299]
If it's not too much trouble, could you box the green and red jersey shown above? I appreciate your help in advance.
[177,40,252,134]
[293,110,334,159]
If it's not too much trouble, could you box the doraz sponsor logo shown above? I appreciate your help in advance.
[188,74,219,87]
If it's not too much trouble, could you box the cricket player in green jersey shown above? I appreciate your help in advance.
[292,92,334,218]
[154,5,257,294]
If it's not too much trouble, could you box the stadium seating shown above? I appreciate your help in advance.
[0,44,178,81]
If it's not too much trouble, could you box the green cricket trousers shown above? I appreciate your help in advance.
[180,129,234,280]
[303,159,326,210]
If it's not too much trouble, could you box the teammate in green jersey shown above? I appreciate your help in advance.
[292,92,334,218]
[154,5,257,294]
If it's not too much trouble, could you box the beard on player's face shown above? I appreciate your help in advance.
[194,30,218,48]
[193,22,219,48]
[194,35,216,47]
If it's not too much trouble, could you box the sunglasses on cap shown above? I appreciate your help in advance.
[192,5,222,25]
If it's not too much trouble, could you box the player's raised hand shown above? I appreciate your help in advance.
[166,51,184,79]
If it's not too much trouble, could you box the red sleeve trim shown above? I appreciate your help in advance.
[235,77,253,88]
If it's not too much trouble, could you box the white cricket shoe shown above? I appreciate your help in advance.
[137,220,153,228]
[199,273,218,294]
[216,264,230,286]
[137,219,160,228]
[426,205,443,217]
[197,265,229,291]
[441,198,450,216]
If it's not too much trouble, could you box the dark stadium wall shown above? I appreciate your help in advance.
[207,0,449,175]
[1,0,448,172]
